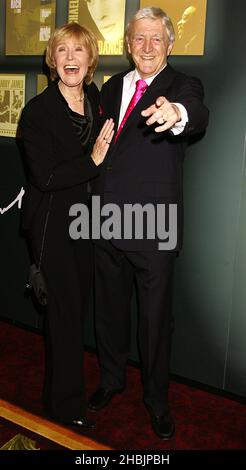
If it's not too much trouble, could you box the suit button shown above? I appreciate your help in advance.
[106,165,113,171]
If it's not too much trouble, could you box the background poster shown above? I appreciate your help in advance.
[103,75,111,83]
[5,0,56,55]
[140,0,207,55]
[37,74,48,94]
[68,0,126,55]
[0,74,25,137]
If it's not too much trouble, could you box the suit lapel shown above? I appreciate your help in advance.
[102,73,125,129]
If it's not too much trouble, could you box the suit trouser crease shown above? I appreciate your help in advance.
[94,241,175,415]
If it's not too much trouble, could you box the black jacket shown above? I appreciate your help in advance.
[20,80,100,234]
[93,64,209,251]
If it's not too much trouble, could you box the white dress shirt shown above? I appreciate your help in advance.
[118,66,188,135]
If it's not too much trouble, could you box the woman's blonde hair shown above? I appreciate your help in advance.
[46,22,98,84]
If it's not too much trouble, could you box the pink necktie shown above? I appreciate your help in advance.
[114,79,148,143]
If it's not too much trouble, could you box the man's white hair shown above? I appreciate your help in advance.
[125,7,175,45]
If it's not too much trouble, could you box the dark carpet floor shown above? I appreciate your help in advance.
[0,320,245,450]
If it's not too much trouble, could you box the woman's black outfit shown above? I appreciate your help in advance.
[20,81,100,422]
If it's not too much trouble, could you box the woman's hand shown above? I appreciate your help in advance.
[91,118,114,166]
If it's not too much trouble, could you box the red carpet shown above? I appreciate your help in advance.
[0,320,245,450]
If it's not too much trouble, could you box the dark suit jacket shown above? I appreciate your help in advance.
[93,64,209,251]
[20,81,100,245]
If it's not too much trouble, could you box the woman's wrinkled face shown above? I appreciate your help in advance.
[53,36,90,87]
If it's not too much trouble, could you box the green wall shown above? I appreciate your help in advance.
[1,0,246,397]
[170,0,246,397]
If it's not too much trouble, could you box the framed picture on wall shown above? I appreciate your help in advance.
[140,0,207,55]
[5,0,56,55]
[68,0,126,55]
[103,75,111,83]
[37,74,49,95]
[0,74,25,137]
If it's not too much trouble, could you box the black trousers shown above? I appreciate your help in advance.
[31,221,93,421]
[94,241,176,415]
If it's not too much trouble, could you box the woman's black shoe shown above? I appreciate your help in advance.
[64,416,96,429]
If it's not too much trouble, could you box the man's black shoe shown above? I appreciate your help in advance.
[146,405,175,439]
[64,416,96,429]
[88,387,122,411]
[151,412,175,440]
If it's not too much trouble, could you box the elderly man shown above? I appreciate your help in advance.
[89,7,209,439]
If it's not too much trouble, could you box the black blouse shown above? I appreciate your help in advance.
[56,82,93,150]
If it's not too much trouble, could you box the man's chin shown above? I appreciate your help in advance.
[138,67,157,79]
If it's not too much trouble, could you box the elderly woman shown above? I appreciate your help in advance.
[20,23,114,428]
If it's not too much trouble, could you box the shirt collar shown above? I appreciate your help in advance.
[128,64,167,89]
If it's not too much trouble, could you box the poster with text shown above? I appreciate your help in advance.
[6,0,56,55]
[68,0,126,55]
[140,0,207,55]
[0,74,25,137]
